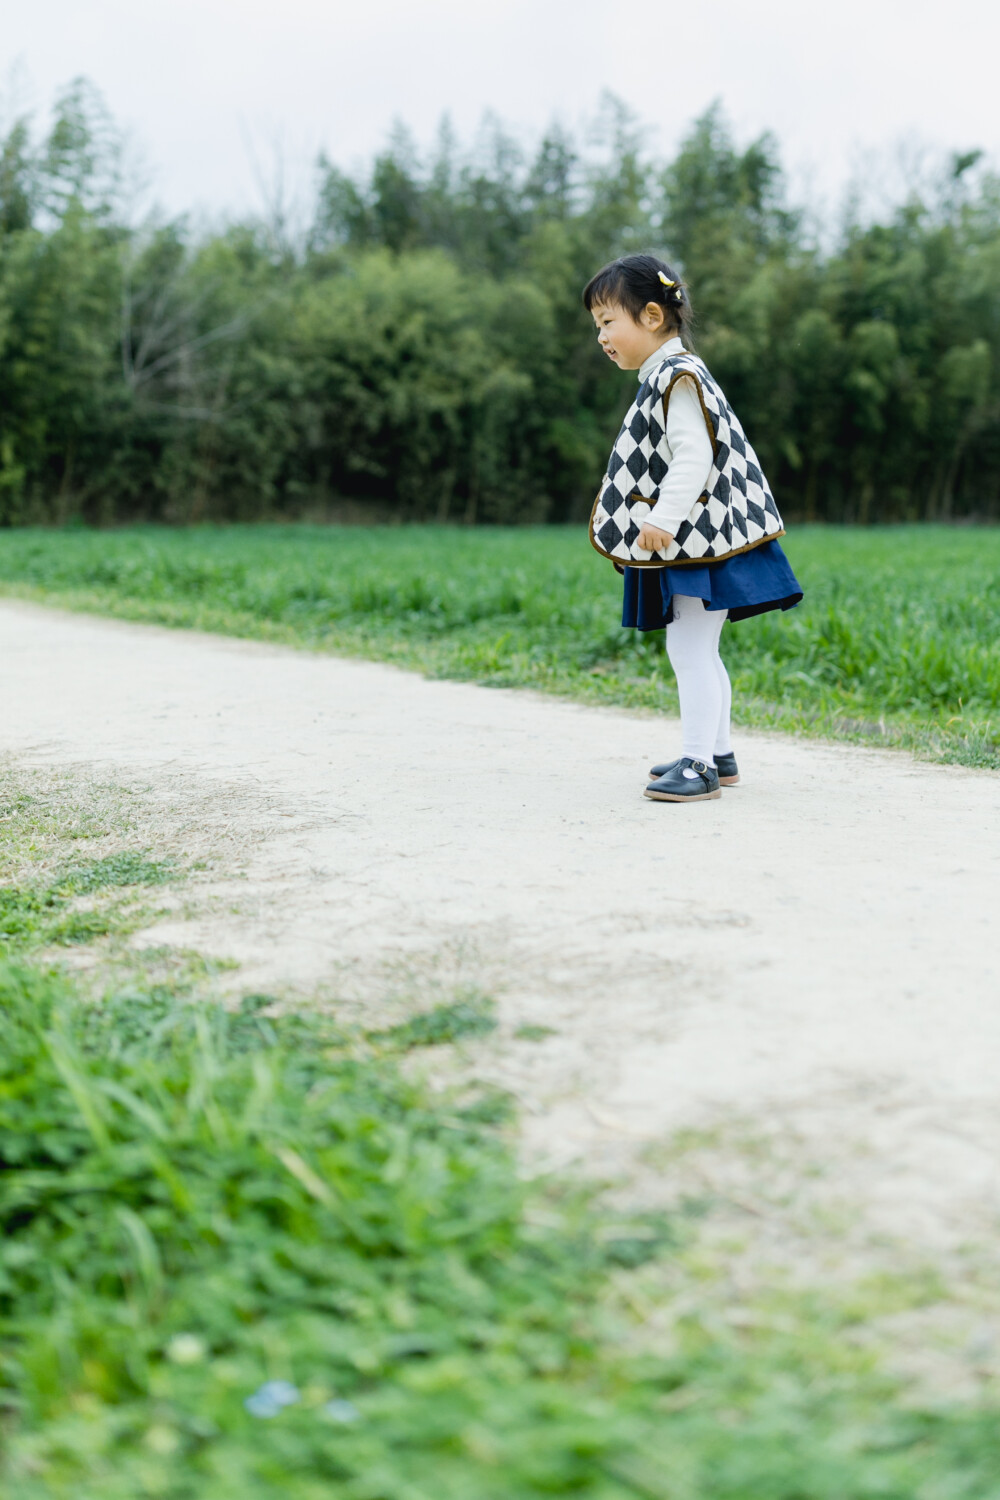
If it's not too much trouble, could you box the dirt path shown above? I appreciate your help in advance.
[3,597,1000,1260]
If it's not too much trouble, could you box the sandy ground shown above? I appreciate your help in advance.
[3,597,1000,1267]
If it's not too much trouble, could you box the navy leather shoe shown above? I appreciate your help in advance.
[644,757,722,803]
[649,751,739,786]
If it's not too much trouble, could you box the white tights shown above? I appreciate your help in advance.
[665,594,733,765]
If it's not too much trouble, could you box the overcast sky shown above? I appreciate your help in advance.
[3,0,999,224]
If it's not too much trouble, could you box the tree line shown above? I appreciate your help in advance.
[1,80,998,527]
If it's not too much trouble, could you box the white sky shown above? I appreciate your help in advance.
[3,0,999,225]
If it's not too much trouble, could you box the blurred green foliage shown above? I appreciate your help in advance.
[1,83,999,525]
[1,521,998,766]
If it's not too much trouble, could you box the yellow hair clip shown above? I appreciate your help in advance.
[657,272,676,288]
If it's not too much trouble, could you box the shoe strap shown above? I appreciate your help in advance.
[685,758,714,785]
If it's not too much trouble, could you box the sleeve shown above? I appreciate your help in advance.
[644,376,714,533]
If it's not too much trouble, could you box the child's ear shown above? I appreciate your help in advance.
[642,301,666,331]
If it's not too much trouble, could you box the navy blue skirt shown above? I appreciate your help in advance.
[622,539,803,630]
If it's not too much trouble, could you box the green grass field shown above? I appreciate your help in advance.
[1,522,998,767]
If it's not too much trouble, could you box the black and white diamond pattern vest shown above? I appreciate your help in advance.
[590,352,785,568]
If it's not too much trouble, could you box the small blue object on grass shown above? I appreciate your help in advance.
[244,1380,301,1418]
[322,1399,361,1424]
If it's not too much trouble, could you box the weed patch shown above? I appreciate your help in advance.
[0,852,176,956]
[368,991,498,1050]
[55,852,177,895]
[0,881,115,949]
[515,1023,558,1042]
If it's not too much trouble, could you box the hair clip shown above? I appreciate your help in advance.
[657,272,676,288]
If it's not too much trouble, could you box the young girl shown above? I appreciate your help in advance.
[584,253,803,803]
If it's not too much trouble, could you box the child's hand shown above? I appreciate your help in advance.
[637,522,674,552]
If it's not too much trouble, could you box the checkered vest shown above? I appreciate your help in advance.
[590,353,784,568]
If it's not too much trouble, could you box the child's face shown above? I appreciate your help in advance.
[591,300,672,371]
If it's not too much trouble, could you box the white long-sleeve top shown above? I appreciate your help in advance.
[637,338,714,533]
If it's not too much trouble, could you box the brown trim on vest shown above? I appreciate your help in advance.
[660,365,720,466]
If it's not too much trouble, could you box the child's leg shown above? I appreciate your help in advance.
[665,595,728,763]
[713,648,733,758]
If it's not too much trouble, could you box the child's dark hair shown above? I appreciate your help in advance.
[582,253,692,341]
